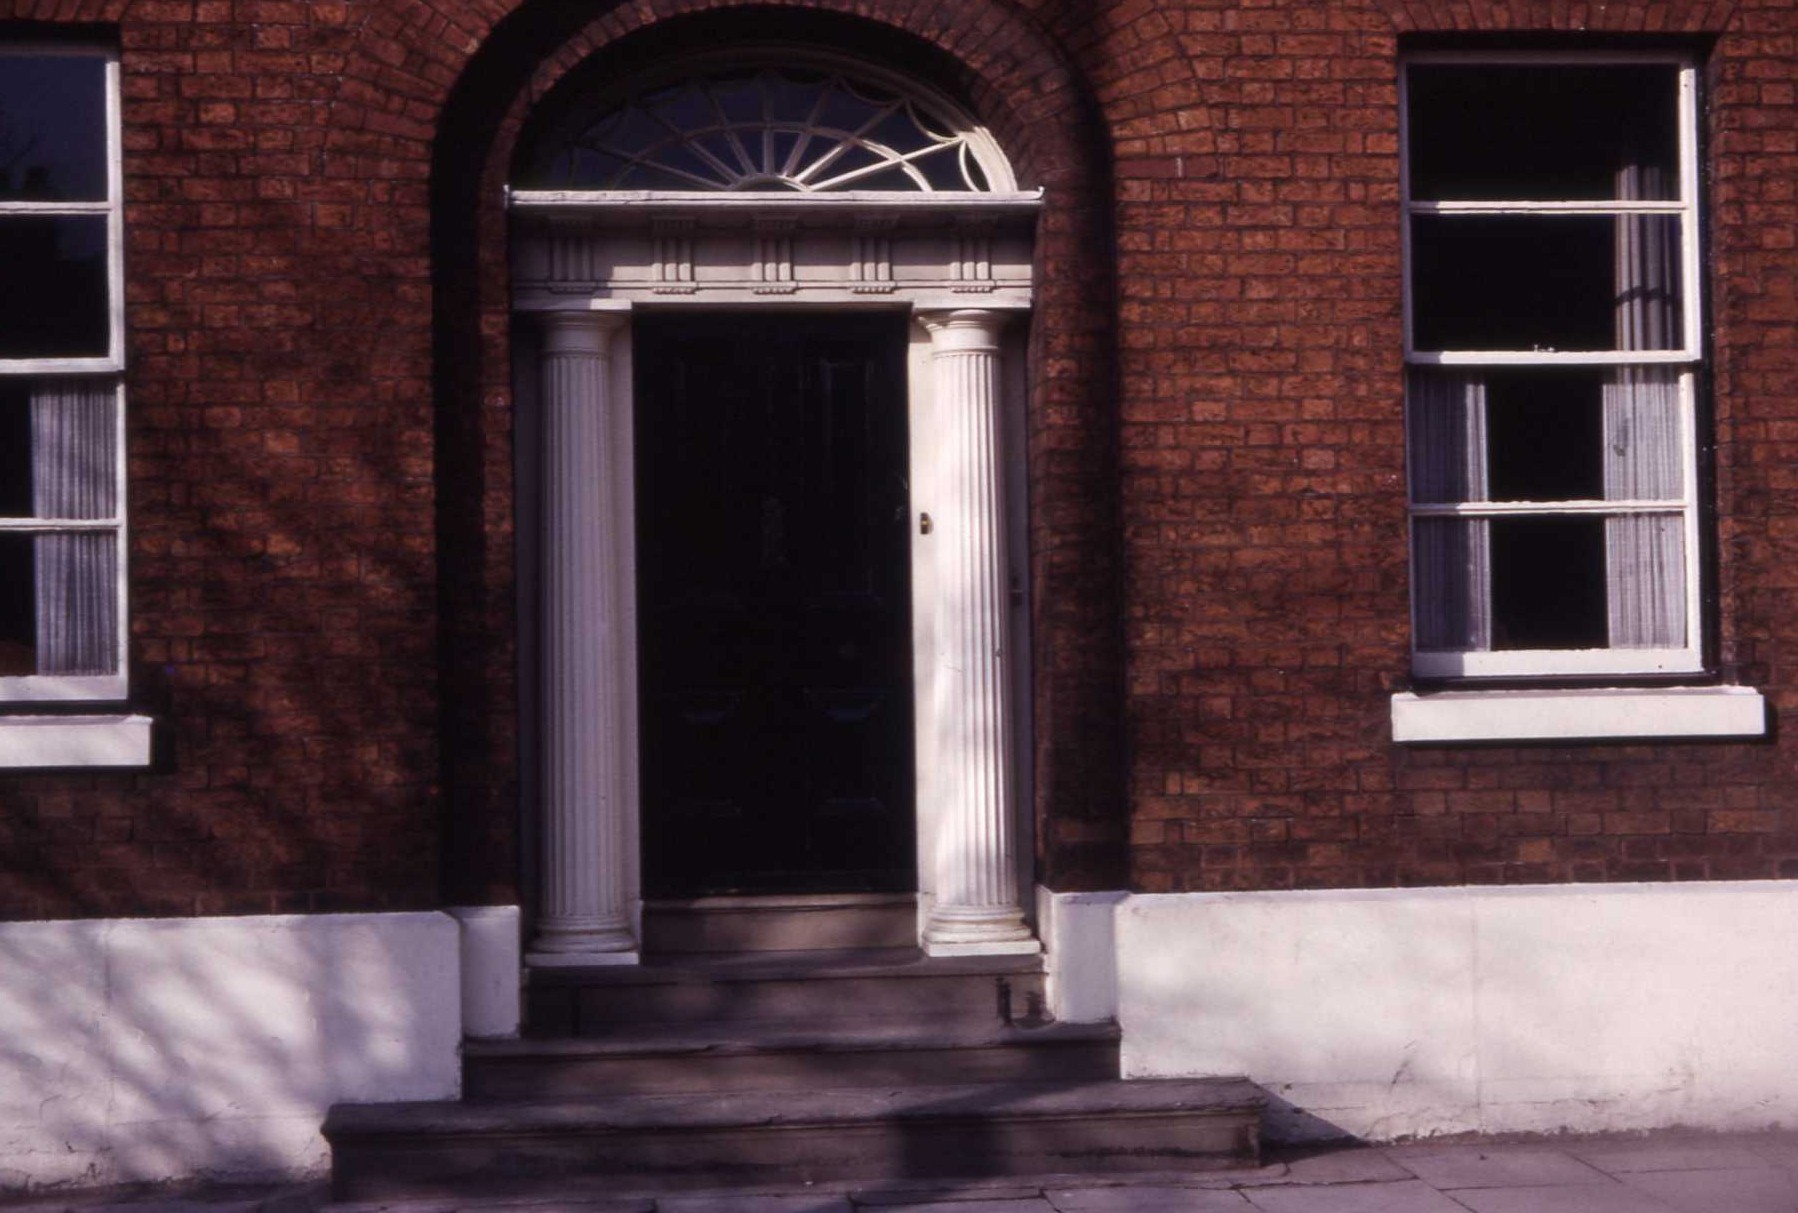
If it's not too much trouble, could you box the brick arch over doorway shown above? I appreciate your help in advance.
[414,0,1130,909]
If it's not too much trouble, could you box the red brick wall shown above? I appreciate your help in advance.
[1118,0,1798,892]
[1,0,1794,919]
[1,0,449,917]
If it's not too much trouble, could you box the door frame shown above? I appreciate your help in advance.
[511,192,1041,961]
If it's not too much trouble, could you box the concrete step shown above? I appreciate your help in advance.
[465,1019,1120,1098]
[640,893,917,953]
[525,948,1046,1034]
[323,1077,1265,1202]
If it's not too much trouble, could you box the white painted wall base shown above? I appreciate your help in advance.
[1037,886,1124,1025]
[1116,881,1798,1142]
[448,905,522,1039]
[0,907,518,1193]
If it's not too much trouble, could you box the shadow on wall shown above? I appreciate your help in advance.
[0,912,460,1192]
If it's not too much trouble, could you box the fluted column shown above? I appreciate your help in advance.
[529,309,638,966]
[919,309,1038,956]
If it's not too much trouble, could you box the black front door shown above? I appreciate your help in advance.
[635,312,915,897]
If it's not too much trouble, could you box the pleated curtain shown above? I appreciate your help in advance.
[1606,163,1685,649]
[30,380,117,675]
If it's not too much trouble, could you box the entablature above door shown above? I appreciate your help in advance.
[509,190,1039,311]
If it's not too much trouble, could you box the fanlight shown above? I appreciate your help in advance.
[522,65,1002,193]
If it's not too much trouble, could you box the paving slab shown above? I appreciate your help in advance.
[1269,1150,1415,1187]
[1564,1140,1773,1175]
[845,1202,1052,1213]
[1385,1145,1611,1190]
[1241,1180,1468,1213]
[657,1196,854,1213]
[1451,1182,1678,1212]
[1044,1187,1252,1211]
[850,1186,1054,1205]
[329,1200,652,1212]
[1618,1166,1798,1213]
[0,1185,323,1213]
[1,1204,267,1213]
[1744,1135,1798,1169]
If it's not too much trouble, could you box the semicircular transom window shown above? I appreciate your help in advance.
[523,62,1009,193]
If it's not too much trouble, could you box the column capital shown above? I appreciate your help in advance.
[918,308,1005,353]
[541,308,628,357]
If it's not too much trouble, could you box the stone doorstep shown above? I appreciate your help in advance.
[327,1076,1266,1137]
[525,948,1052,1034]
[523,948,1047,986]
[324,1077,1265,1201]
[317,1165,1299,1212]
[640,894,919,953]
[463,1019,1122,1097]
[468,1018,1121,1060]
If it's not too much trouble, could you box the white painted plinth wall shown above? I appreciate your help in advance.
[0,907,519,1192]
[1114,881,1798,1141]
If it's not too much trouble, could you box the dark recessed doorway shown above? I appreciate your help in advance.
[634,311,916,897]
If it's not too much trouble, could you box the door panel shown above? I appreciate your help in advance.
[635,312,915,896]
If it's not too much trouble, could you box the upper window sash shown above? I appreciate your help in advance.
[0,45,123,375]
[1400,52,1703,363]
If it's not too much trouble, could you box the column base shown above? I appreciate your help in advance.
[528,917,638,968]
[527,949,641,968]
[924,938,1042,958]
[923,903,1037,956]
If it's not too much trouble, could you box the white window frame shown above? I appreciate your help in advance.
[0,43,129,702]
[1401,50,1705,681]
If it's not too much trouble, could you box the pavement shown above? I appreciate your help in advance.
[8,1131,1798,1212]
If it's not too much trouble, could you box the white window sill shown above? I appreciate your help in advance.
[1391,687,1766,743]
[0,715,152,768]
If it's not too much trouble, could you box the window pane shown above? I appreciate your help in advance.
[1608,514,1686,648]
[0,533,34,674]
[0,532,125,675]
[0,379,29,516]
[0,216,110,358]
[0,378,119,519]
[1490,516,1608,650]
[1407,64,1679,202]
[1486,369,1605,502]
[1413,516,1489,651]
[1407,369,1488,504]
[1412,214,1683,353]
[34,530,117,674]
[0,53,108,202]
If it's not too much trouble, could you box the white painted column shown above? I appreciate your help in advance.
[919,309,1038,956]
[528,310,638,967]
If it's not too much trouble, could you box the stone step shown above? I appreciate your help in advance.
[323,1077,1265,1202]
[465,1019,1120,1099]
[640,893,917,953]
[525,948,1046,1034]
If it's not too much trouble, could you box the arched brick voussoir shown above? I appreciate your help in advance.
[1366,0,1743,32]
[1042,0,1224,160]
[2,0,128,20]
